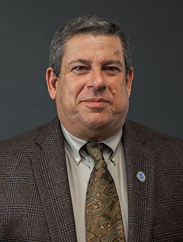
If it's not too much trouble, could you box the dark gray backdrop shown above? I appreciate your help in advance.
[1,0,183,140]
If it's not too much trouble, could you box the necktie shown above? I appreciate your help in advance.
[85,142,125,242]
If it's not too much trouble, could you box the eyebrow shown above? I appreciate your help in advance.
[67,59,91,69]
[67,59,123,69]
[103,60,123,68]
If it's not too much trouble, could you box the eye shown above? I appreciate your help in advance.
[72,65,89,75]
[73,66,87,71]
[105,66,119,71]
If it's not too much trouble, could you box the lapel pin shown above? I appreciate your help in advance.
[136,171,146,183]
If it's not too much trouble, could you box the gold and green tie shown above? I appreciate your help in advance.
[85,142,125,242]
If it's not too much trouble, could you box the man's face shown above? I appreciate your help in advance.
[46,34,133,141]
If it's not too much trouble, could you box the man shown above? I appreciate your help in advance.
[0,15,183,242]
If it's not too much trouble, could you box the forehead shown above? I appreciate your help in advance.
[63,34,124,59]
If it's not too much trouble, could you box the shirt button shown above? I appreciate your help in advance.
[75,157,80,162]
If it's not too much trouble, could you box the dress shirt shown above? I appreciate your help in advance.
[61,123,128,242]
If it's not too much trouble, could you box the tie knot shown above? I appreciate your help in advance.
[85,142,105,161]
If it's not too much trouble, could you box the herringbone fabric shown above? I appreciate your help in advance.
[85,142,125,242]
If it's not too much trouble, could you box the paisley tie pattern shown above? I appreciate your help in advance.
[85,142,126,242]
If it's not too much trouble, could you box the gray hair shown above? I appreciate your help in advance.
[49,15,132,77]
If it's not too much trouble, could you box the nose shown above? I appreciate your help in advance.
[86,68,106,90]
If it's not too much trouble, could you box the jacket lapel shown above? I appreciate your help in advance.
[31,118,77,241]
[123,121,155,242]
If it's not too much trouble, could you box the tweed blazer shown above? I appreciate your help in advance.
[0,117,183,241]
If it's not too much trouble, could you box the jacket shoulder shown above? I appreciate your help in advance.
[0,117,61,153]
[124,119,183,148]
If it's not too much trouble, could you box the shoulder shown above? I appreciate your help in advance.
[0,117,62,153]
[124,119,183,146]
[124,120,183,165]
[0,117,64,179]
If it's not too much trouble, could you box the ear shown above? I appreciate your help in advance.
[125,67,133,97]
[46,67,58,100]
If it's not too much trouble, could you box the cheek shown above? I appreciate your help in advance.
[55,80,69,109]
[65,75,85,94]
[110,82,129,108]
[58,78,85,108]
[110,80,128,98]
[73,82,89,104]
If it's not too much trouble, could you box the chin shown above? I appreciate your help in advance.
[82,118,113,131]
[79,112,125,132]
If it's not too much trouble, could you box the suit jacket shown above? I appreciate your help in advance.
[0,117,183,241]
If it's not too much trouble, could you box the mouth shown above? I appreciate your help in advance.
[81,98,109,103]
[81,98,109,108]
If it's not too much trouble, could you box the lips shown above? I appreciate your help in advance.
[80,98,109,109]
[81,98,109,103]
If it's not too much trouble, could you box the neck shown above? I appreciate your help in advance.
[62,124,123,142]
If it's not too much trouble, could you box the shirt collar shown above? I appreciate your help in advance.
[61,123,123,165]
[102,128,122,154]
[61,123,87,165]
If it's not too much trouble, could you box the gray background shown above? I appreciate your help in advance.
[0,0,183,140]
